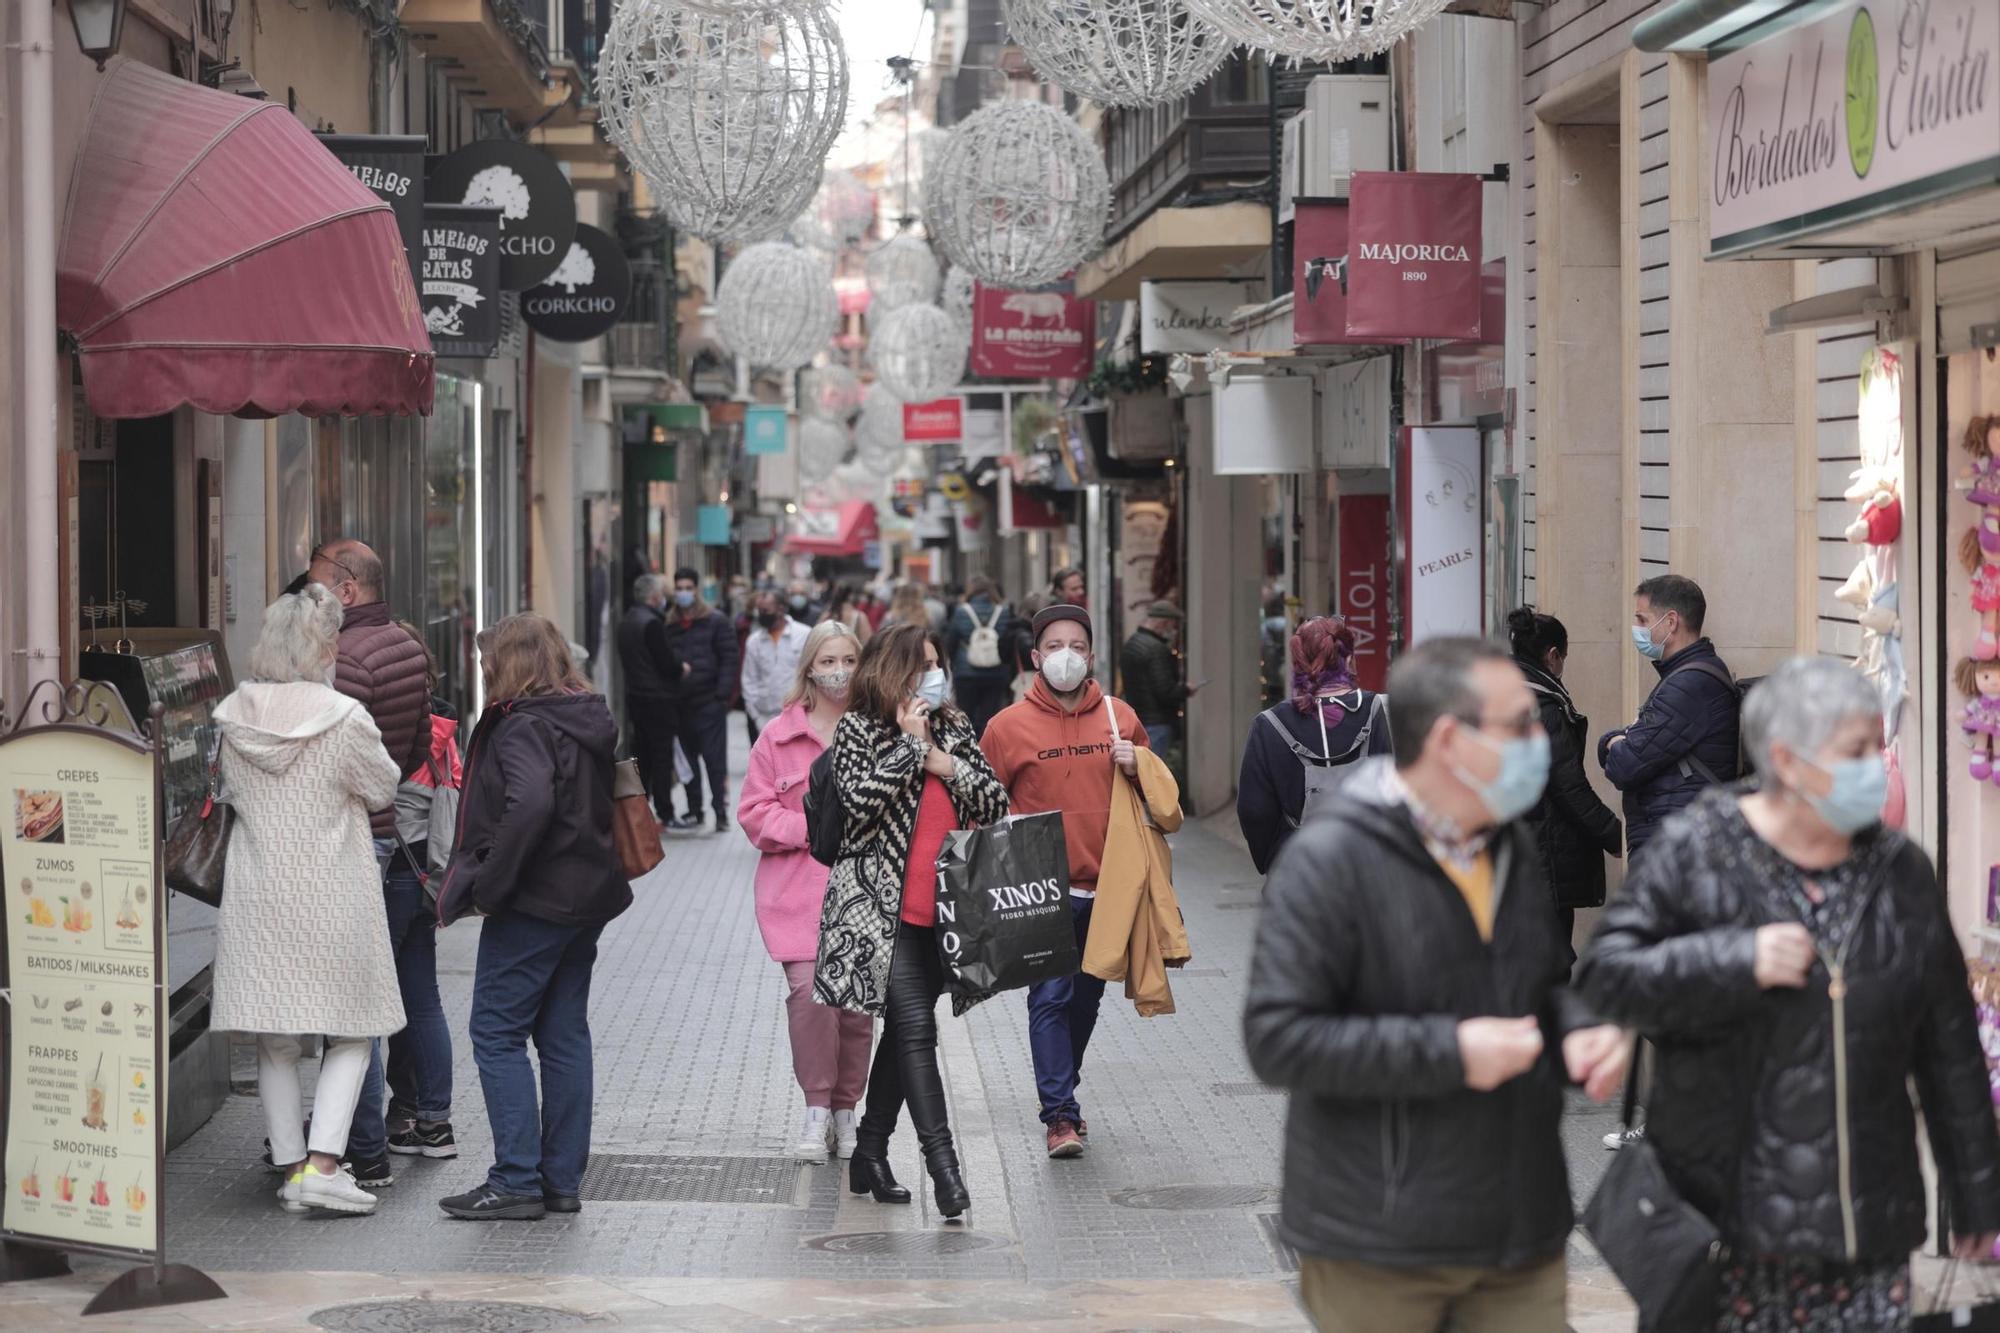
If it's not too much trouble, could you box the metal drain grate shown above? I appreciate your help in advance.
[803,1229,1008,1255]
[578,1153,800,1203]
[1211,1081,1281,1097]
[310,1301,589,1331]
[1258,1214,1300,1271]
[1109,1184,1275,1210]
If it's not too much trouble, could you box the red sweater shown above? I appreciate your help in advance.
[900,775,958,926]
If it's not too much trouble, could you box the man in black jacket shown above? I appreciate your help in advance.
[1119,600,1197,755]
[1600,574,1741,862]
[665,567,739,833]
[618,574,692,828]
[1244,638,1629,1332]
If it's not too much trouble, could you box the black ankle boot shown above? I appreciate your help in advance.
[925,1147,970,1219]
[848,1145,910,1204]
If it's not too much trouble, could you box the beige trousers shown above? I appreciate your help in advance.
[1298,1253,1568,1333]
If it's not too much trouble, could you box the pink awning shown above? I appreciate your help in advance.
[786,501,880,558]
[58,60,433,420]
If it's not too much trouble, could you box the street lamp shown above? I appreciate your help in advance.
[68,0,127,69]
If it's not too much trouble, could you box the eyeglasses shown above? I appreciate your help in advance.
[309,546,361,586]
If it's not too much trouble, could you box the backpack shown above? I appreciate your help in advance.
[1667,659,1759,782]
[805,748,843,867]
[966,604,1004,670]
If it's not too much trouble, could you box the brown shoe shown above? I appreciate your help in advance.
[1076,1118,1088,1139]
[1045,1121,1084,1159]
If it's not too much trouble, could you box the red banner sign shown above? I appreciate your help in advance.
[970,283,1094,379]
[902,398,964,442]
[1336,493,1392,691]
[1292,200,1381,348]
[1344,172,1484,341]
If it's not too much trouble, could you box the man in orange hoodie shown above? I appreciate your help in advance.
[980,603,1149,1159]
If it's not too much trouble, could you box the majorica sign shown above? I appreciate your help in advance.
[1708,0,2000,255]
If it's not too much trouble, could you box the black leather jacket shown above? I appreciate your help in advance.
[1518,661,1621,908]
[1243,759,1595,1268]
[1577,790,2000,1260]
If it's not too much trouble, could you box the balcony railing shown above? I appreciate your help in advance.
[610,254,673,375]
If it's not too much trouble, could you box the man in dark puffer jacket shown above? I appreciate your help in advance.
[1245,638,1630,1332]
[1600,574,1739,862]
[665,567,739,833]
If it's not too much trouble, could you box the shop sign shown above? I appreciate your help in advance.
[428,140,578,291]
[1138,280,1259,354]
[962,408,1005,459]
[744,405,789,456]
[1212,375,1314,474]
[1708,0,2000,256]
[521,225,630,344]
[970,284,1094,379]
[1292,200,1382,347]
[317,134,426,271]
[698,504,733,546]
[1398,427,1484,642]
[902,398,964,443]
[419,204,502,360]
[1336,494,1393,691]
[1344,172,1484,342]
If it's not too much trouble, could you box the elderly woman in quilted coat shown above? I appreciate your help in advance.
[1577,657,2000,1333]
[211,585,404,1217]
[813,622,1008,1221]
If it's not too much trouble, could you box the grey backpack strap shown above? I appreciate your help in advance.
[1258,708,1323,762]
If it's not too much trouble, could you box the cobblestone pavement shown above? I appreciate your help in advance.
[4,734,1644,1331]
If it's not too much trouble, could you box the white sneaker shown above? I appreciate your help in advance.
[291,1163,377,1214]
[1603,1126,1645,1151]
[792,1107,831,1163]
[276,1180,308,1214]
[831,1109,858,1160]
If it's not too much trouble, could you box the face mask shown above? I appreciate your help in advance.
[758,610,782,629]
[674,590,695,609]
[916,668,949,709]
[1452,726,1552,825]
[811,668,852,700]
[1631,615,1667,661]
[789,595,809,613]
[1802,755,1886,835]
[1040,647,1089,693]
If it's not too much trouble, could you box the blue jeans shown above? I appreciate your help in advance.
[469,911,603,1198]
[348,841,453,1160]
[1144,723,1175,756]
[1026,897,1106,1126]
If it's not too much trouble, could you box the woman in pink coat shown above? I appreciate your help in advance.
[737,620,872,1163]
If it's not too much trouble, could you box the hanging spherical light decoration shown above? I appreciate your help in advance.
[801,364,864,421]
[941,265,977,334]
[1185,0,1452,62]
[598,0,850,247]
[923,98,1109,289]
[715,241,840,371]
[1000,0,1233,108]
[791,168,877,251]
[869,303,969,404]
[856,383,905,458]
[865,234,942,316]
[798,416,849,485]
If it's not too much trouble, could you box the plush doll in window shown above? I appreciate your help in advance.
[1956,656,2000,783]
[1955,415,2000,659]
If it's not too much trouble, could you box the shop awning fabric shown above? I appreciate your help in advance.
[786,502,880,558]
[58,60,434,420]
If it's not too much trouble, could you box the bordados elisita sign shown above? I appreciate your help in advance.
[428,141,578,291]
[1708,0,2000,256]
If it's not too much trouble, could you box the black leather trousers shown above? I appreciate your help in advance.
[857,922,955,1160]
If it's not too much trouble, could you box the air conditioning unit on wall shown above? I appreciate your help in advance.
[1291,75,1393,204]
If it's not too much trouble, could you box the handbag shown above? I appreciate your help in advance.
[1580,1125,1723,1332]
[1915,1259,2000,1331]
[933,810,1079,1001]
[611,757,664,880]
[804,748,843,867]
[163,765,233,908]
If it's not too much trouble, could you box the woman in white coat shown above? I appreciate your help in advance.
[211,585,406,1215]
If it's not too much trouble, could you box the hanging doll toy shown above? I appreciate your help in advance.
[1956,415,2000,658]
[1958,657,2000,783]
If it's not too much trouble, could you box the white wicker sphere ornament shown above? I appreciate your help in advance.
[923,98,1109,289]
[1185,0,1452,61]
[869,303,970,404]
[715,242,840,371]
[792,169,877,251]
[801,364,864,421]
[942,265,976,329]
[856,383,905,456]
[865,235,942,316]
[598,0,850,247]
[798,416,850,485]
[1000,0,1233,108]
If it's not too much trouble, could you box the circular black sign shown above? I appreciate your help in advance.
[520,224,631,343]
[428,140,577,291]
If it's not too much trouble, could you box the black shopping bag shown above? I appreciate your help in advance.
[934,811,1079,1001]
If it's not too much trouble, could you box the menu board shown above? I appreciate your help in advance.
[0,727,161,1257]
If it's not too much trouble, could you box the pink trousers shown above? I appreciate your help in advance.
[782,960,873,1109]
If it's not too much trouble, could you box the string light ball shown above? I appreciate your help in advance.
[869,303,970,404]
[715,241,840,371]
[1000,0,1233,108]
[598,0,850,247]
[801,364,864,421]
[865,234,942,315]
[793,168,877,251]
[856,382,906,457]
[923,98,1109,289]
[942,265,976,330]
[798,416,850,484]
[1186,0,1454,61]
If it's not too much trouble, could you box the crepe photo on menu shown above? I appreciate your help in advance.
[13,789,63,844]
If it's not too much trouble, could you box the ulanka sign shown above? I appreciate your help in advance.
[427,141,578,291]
[1138,280,1260,354]
[420,204,501,360]
[521,225,631,344]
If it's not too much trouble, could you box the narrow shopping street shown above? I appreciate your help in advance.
[3,737,1638,1332]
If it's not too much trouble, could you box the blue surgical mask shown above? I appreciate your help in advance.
[917,668,949,710]
[1804,755,1887,835]
[674,589,695,609]
[1453,727,1552,825]
[1631,615,1666,661]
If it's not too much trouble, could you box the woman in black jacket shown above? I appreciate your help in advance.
[435,613,633,1222]
[1235,616,1391,874]
[813,623,1009,1218]
[1577,657,2000,1331]
[1507,608,1621,961]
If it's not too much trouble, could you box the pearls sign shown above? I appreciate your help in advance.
[598,0,849,247]
[1186,0,1452,61]
[864,234,942,315]
[870,303,969,404]
[715,242,839,370]
[1000,0,1232,108]
[923,99,1109,289]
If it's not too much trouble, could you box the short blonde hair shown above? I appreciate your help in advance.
[248,584,343,684]
[783,620,863,710]
[478,613,591,702]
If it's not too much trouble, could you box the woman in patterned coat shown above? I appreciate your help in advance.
[813,623,1008,1219]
